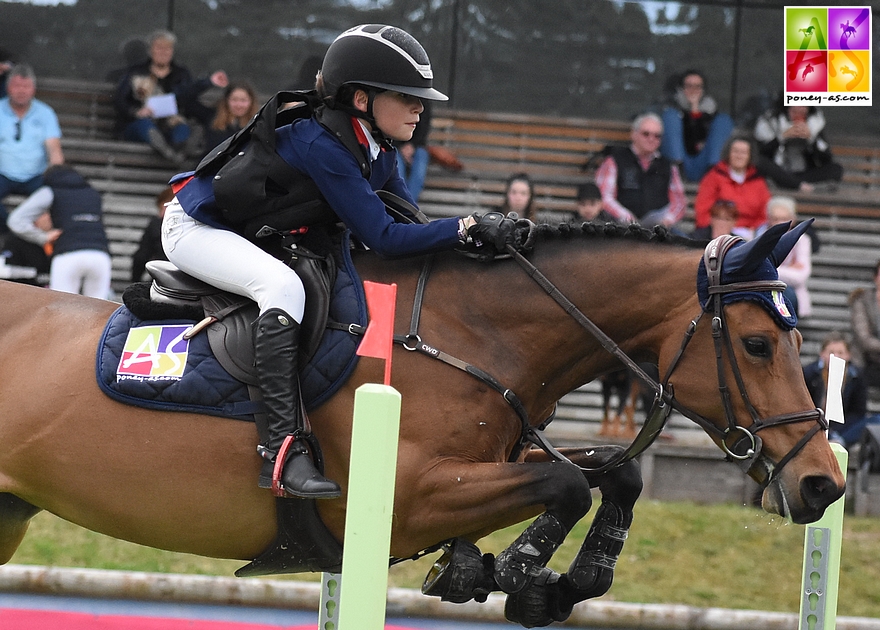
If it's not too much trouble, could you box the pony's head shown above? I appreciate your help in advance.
[669,221,844,523]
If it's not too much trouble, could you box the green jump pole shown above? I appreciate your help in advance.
[798,442,847,630]
[319,383,401,630]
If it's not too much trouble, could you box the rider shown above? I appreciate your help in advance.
[161,25,510,499]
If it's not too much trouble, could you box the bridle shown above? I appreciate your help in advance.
[502,234,827,490]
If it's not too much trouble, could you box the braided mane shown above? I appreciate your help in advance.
[531,221,704,249]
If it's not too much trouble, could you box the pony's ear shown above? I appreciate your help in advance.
[723,221,791,276]
[770,219,814,267]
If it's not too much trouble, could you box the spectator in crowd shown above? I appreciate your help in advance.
[803,332,874,447]
[104,38,149,84]
[7,164,111,299]
[753,101,843,192]
[595,112,686,229]
[499,172,536,221]
[113,29,228,165]
[660,70,735,182]
[131,185,173,282]
[756,196,811,318]
[0,46,18,99]
[849,259,880,390]
[572,182,613,223]
[0,64,64,233]
[0,63,11,100]
[203,81,259,153]
[396,100,432,202]
[0,212,51,287]
[693,134,771,238]
[689,199,739,241]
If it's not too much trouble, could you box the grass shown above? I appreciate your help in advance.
[9,499,880,618]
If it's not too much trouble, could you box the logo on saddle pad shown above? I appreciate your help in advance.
[117,325,192,381]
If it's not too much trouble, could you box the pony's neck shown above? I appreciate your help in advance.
[466,240,702,415]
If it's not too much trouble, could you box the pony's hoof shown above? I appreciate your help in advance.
[503,580,572,628]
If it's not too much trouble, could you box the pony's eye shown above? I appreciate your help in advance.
[744,337,770,358]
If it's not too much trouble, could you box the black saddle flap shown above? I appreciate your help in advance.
[292,248,335,366]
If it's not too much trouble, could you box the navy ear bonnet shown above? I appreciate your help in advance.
[696,220,813,331]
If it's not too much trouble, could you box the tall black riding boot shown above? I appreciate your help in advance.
[253,308,341,499]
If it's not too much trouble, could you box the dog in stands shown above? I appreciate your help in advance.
[597,368,638,438]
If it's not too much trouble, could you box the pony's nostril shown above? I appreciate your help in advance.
[801,475,845,510]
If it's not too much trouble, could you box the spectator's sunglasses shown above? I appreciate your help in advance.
[14,120,21,141]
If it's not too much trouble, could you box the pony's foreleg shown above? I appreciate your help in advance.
[552,449,643,613]
[417,457,593,615]
[0,493,42,564]
[509,446,642,624]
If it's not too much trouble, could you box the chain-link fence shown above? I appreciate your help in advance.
[1,0,877,135]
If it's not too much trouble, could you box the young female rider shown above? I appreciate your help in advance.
[161,25,509,500]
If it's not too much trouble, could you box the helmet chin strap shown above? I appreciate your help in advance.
[326,88,392,147]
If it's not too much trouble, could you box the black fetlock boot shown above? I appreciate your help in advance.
[253,308,341,499]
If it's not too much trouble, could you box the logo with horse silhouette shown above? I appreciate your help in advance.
[784,6,871,105]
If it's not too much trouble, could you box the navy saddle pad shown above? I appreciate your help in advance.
[96,232,367,418]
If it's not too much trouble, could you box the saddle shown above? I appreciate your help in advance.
[137,242,335,384]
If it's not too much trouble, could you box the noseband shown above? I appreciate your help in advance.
[506,234,827,489]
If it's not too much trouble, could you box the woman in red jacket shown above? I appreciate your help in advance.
[693,134,771,236]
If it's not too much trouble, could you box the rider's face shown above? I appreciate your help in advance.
[357,90,424,142]
[373,91,425,142]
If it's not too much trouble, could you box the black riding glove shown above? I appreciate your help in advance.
[467,211,518,252]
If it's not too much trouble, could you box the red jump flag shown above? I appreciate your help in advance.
[356,281,397,385]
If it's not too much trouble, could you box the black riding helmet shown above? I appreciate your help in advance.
[320,24,448,105]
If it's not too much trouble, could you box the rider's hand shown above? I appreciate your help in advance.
[467,211,517,251]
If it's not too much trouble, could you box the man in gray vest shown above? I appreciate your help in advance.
[595,113,686,229]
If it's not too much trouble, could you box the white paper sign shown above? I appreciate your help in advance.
[825,354,845,425]
[146,93,178,118]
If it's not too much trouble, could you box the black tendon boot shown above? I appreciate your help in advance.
[253,308,341,499]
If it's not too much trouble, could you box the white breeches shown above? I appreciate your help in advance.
[160,198,306,323]
[50,249,112,299]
